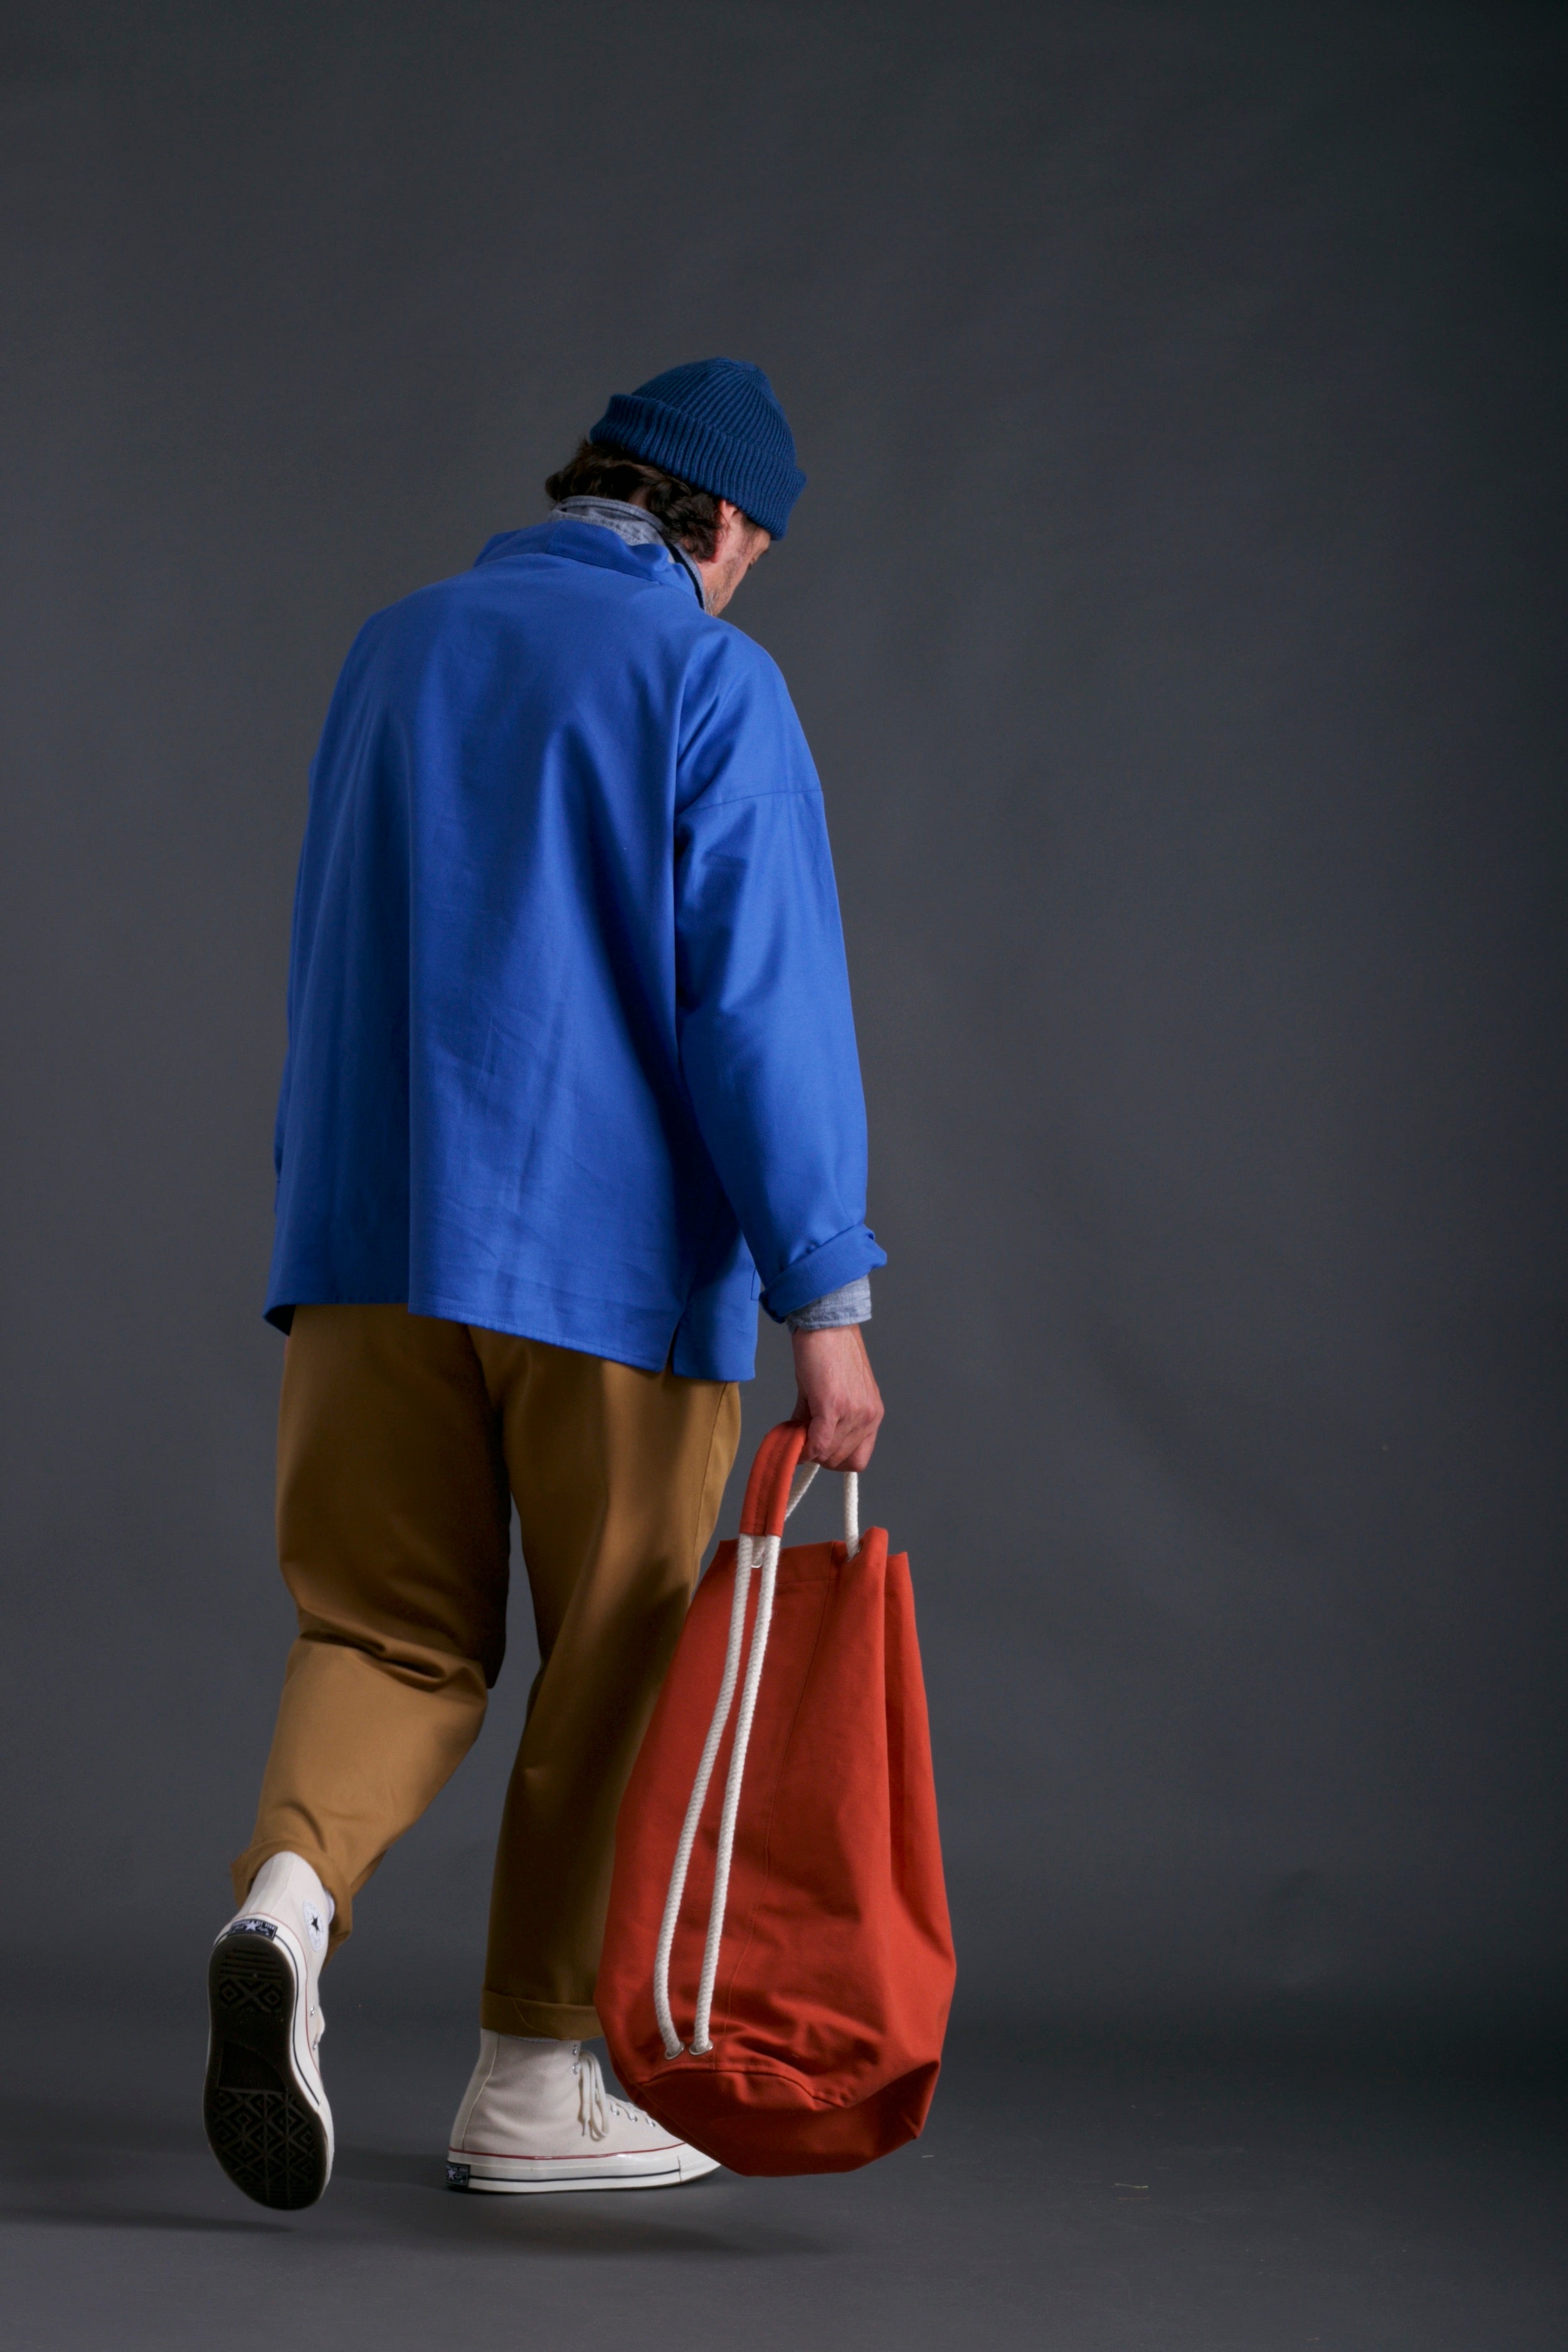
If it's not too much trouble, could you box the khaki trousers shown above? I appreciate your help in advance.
[233,1305,740,2038]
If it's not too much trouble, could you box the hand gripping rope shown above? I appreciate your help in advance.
[652,1454,861,2060]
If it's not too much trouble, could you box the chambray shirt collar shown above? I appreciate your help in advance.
[551,495,707,610]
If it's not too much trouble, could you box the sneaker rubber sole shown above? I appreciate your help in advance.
[445,2146,721,2194]
[204,1923,331,2211]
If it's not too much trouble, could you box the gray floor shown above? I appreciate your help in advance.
[3,1983,1565,2351]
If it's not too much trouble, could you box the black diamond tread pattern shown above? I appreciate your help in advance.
[204,1928,329,2210]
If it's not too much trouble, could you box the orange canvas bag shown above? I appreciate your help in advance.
[597,1421,956,2175]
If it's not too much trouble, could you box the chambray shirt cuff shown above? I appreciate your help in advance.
[760,1226,886,1323]
[785,1274,871,1332]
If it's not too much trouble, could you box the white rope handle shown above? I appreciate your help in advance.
[652,1459,861,2060]
[651,1537,755,2058]
[689,1527,777,2051]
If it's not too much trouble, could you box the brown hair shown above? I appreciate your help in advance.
[544,440,726,561]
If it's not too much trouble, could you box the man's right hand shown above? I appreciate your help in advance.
[789,1325,884,1472]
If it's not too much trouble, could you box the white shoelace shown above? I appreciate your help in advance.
[572,2047,645,2143]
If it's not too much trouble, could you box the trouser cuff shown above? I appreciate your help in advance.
[480,1989,601,2040]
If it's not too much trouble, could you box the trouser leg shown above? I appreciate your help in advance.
[232,1305,510,1952]
[470,1330,740,2038]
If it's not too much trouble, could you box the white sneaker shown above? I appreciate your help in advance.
[446,2030,720,2195]
[203,1853,334,2210]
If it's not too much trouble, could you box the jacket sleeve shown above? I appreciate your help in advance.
[674,644,886,1320]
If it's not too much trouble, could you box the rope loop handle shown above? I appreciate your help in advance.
[652,1423,863,2060]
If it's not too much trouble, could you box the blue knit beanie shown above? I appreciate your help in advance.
[589,358,805,539]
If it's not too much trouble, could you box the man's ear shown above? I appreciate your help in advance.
[717,502,768,559]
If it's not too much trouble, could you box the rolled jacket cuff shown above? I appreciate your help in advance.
[760,1225,886,1323]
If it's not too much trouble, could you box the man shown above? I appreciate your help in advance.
[204,359,886,2211]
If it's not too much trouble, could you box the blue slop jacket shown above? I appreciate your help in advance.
[265,519,884,1381]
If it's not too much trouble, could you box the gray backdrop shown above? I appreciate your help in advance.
[3,0,1563,2046]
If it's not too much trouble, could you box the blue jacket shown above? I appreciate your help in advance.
[265,519,884,1380]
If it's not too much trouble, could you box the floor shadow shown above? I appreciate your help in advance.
[412,2200,832,2259]
[0,2205,289,2236]
[333,2146,445,2187]
[0,2104,835,2259]
[322,2161,835,2257]
[0,2094,199,2162]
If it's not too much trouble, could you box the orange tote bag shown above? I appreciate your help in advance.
[597,1421,956,2175]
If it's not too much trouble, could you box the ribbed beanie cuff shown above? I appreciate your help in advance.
[589,359,805,539]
